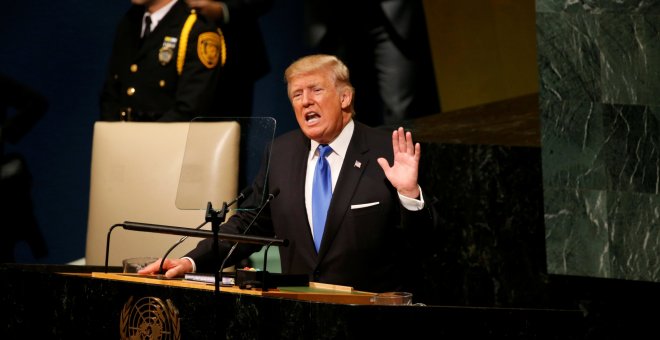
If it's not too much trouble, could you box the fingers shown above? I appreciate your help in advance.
[406,131,414,154]
[393,127,416,155]
[137,258,188,278]
[137,258,163,275]
[164,258,193,278]
[391,128,400,153]
[377,157,390,173]
[165,266,185,279]
[392,127,406,154]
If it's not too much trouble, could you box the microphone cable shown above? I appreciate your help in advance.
[157,187,253,275]
[218,188,280,282]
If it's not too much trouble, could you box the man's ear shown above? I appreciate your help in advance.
[340,89,352,109]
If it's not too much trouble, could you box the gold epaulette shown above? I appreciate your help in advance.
[177,10,226,75]
[177,11,198,75]
[217,27,226,67]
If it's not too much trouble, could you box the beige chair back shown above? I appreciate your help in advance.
[85,121,239,266]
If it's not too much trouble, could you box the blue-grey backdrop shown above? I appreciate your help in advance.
[0,0,307,264]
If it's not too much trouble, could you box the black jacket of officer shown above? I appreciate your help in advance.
[100,1,222,121]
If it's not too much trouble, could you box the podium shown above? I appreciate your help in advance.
[0,264,587,339]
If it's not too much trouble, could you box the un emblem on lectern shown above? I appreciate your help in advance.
[120,296,181,340]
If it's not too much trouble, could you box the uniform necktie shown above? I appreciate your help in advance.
[143,15,152,38]
[312,144,333,253]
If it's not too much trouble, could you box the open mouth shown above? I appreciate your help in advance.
[305,112,320,123]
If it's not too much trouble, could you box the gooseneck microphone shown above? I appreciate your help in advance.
[157,187,253,275]
[218,188,280,281]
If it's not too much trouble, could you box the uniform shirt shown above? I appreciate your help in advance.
[141,0,177,37]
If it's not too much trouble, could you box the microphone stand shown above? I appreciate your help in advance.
[157,188,252,289]
[104,188,284,295]
[206,201,228,295]
[219,189,279,291]
[262,242,273,292]
[105,222,287,274]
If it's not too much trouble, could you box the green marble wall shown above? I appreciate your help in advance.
[537,0,660,282]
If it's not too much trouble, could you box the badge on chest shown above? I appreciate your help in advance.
[158,36,178,66]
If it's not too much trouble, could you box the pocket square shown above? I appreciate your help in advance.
[350,202,380,209]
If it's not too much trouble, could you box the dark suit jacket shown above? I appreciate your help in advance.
[304,0,427,50]
[220,0,271,83]
[100,1,220,121]
[303,0,440,126]
[208,0,272,118]
[187,122,436,292]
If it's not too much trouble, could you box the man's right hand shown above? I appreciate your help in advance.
[185,0,224,21]
[138,257,193,278]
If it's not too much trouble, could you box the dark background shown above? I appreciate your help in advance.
[0,0,307,264]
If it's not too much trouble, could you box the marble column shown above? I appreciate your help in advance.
[537,0,660,282]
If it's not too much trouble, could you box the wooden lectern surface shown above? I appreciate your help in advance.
[88,272,377,305]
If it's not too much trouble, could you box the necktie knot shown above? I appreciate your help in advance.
[318,144,332,158]
[143,15,152,38]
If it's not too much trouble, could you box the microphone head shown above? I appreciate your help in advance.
[239,187,254,200]
[269,188,280,200]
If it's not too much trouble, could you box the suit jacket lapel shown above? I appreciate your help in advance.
[290,133,319,262]
[317,123,370,259]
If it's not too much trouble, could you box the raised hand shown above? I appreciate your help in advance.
[377,127,421,199]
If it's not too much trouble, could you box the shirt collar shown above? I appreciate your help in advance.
[310,119,354,159]
[144,0,177,29]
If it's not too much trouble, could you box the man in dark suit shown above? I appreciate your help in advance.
[185,0,272,118]
[304,0,441,127]
[100,0,223,121]
[140,54,436,293]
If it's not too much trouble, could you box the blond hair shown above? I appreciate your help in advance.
[285,54,355,115]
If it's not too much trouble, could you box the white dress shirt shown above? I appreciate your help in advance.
[304,120,425,238]
[141,0,178,37]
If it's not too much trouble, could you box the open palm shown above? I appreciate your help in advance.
[377,127,421,198]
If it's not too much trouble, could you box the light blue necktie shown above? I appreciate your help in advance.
[312,144,333,253]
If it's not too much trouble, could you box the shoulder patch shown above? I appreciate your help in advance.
[197,32,222,69]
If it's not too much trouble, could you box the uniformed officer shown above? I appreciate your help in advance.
[100,0,225,121]
[185,0,272,119]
